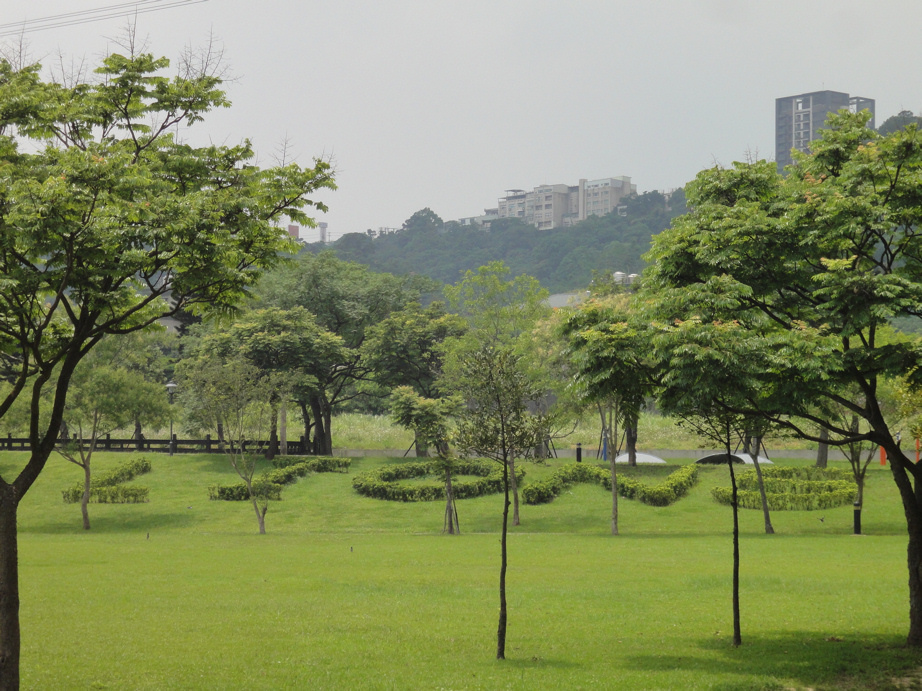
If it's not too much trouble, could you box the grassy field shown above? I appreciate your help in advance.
[4,448,920,689]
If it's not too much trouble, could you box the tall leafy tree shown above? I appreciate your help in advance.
[643,110,922,646]
[185,307,346,457]
[257,252,428,454]
[0,46,334,684]
[56,362,168,530]
[451,346,548,660]
[443,261,549,526]
[559,294,655,534]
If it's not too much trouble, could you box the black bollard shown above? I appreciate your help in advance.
[576,442,582,463]
[853,501,861,535]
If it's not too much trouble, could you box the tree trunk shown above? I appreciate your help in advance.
[216,421,225,452]
[81,462,91,531]
[133,418,142,441]
[887,447,922,646]
[750,436,774,535]
[497,458,509,660]
[267,400,279,460]
[298,401,314,452]
[626,422,638,467]
[252,497,266,535]
[730,456,741,647]
[414,429,429,458]
[444,466,459,535]
[308,396,331,456]
[0,482,20,688]
[509,458,520,526]
[816,427,829,468]
[279,402,288,456]
[608,405,619,536]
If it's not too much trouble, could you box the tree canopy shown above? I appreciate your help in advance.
[642,109,922,646]
[0,44,335,684]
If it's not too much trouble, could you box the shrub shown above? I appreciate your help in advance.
[61,457,152,504]
[522,463,698,507]
[351,459,524,502]
[711,466,858,510]
[207,482,284,502]
[209,457,350,501]
[272,456,351,473]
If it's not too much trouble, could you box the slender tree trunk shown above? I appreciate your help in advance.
[444,466,459,534]
[626,422,638,467]
[887,448,922,646]
[509,458,520,526]
[322,407,333,456]
[133,418,142,441]
[749,436,774,535]
[0,482,20,688]
[497,457,509,660]
[727,433,742,647]
[279,402,288,456]
[816,427,829,468]
[252,497,266,535]
[81,463,91,531]
[216,421,225,452]
[608,405,619,536]
[298,402,313,452]
[414,429,429,458]
[308,397,326,455]
[267,400,279,460]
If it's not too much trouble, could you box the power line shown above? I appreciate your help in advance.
[0,0,209,38]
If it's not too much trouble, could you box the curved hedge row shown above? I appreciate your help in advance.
[522,463,699,507]
[352,459,525,502]
[711,466,857,511]
[62,457,152,504]
[208,456,352,502]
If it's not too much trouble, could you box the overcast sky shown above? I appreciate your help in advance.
[5,0,922,241]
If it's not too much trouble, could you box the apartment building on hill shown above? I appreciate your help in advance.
[491,176,637,230]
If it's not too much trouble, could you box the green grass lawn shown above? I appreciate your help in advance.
[5,450,919,689]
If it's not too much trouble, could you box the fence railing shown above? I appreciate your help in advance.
[1,434,308,455]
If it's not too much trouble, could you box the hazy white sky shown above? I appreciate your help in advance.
[5,0,922,241]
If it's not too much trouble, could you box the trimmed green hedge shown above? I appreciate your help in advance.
[352,459,525,502]
[209,457,352,502]
[711,466,858,511]
[522,463,699,507]
[62,457,152,504]
[272,456,352,473]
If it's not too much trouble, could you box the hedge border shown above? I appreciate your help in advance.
[522,463,699,507]
[61,457,152,504]
[208,456,352,502]
[712,466,857,511]
[352,459,525,502]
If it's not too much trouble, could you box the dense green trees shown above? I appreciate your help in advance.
[307,191,684,293]
[0,45,334,684]
[642,110,922,646]
[255,252,433,453]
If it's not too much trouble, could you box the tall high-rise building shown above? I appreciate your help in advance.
[776,90,875,171]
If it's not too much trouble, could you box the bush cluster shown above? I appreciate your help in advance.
[272,456,351,473]
[208,457,352,502]
[522,463,699,507]
[61,457,152,504]
[351,459,524,502]
[711,466,857,511]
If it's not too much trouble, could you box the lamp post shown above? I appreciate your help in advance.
[166,381,178,456]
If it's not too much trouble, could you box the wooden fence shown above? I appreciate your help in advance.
[1,434,308,455]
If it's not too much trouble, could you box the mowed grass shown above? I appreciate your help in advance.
[5,449,920,690]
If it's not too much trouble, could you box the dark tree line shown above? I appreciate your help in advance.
[306,190,686,293]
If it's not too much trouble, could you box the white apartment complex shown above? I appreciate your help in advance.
[493,176,636,230]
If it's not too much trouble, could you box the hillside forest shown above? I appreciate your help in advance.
[304,189,687,293]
